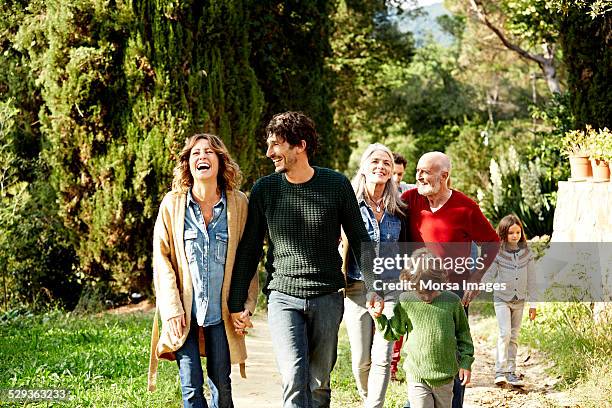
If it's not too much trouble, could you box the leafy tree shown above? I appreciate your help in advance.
[558,8,611,128]
[249,1,338,173]
[458,0,562,94]
[329,0,416,173]
[12,0,264,298]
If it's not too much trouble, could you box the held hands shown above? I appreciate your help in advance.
[462,290,480,307]
[459,368,471,386]
[231,310,253,336]
[366,292,384,318]
[168,313,186,339]
[529,308,537,321]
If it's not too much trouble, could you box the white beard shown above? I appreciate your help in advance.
[417,181,441,196]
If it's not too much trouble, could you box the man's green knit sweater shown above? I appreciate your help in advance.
[375,291,474,387]
[229,167,373,312]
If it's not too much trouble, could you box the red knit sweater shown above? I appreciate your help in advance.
[401,188,500,282]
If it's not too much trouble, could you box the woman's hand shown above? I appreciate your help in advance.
[231,310,253,336]
[529,308,537,321]
[366,292,384,318]
[168,313,186,339]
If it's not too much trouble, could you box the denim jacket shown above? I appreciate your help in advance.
[347,200,406,281]
[184,189,228,327]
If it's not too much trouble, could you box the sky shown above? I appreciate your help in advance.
[402,0,443,10]
[416,0,443,6]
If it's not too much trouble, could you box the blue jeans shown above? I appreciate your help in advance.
[452,290,467,408]
[267,290,344,408]
[175,318,233,408]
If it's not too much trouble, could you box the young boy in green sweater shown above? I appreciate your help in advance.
[373,249,474,408]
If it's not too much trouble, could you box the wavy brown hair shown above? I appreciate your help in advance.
[496,214,527,250]
[172,133,242,192]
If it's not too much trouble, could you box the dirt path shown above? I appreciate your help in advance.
[463,313,575,408]
[115,301,577,407]
[231,314,283,407]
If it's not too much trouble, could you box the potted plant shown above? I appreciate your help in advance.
[589,127,611,182]
[562,128,592,180]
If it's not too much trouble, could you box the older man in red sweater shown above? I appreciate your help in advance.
[400,151,500,408]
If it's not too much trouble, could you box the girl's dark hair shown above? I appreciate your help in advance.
[496,214,527,249]
[265,111,318,158]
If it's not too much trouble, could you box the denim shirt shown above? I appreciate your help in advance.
[184,189,228,327]
[347,199,402,281]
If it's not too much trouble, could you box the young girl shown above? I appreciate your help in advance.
[485,214,537,387]
[373,249,474,408]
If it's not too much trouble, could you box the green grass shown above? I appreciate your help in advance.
[331,323,410,408]
[1,302,610,407]
[520,302,612,407]
[0,309,181,407]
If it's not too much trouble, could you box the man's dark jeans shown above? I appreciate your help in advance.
[267,290,344,408]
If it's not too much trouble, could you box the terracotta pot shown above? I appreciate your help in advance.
[569,156,592,180]
[591,158,610,181]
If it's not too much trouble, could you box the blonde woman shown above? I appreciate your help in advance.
[147,134,258,408]
[341,143,408,408]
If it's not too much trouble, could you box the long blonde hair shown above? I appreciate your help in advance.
[171,133,242,192]
[351,143,406,217]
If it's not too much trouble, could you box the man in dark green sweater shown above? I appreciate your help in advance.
[228,111,379,408]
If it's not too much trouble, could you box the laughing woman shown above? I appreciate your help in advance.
[341,143,408,408]
[148,134,258,408]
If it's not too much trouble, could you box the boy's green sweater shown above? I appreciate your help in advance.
[375,291,474,387]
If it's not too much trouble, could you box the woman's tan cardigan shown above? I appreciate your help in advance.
[147,189,258,392]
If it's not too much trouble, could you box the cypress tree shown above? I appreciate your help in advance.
[559,9,611,128]
[15,0,263,298]
[248,1,340,175]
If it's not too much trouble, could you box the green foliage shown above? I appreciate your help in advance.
[446,119,557,237]
[0,100,79,311]
[501,0,559,46]
[562,128,591,156]
[482,150,555,237]
[590,127,612,162]
[330,0,416,175]
[6,177,81,311]
[249,1,338,174]
[520,303,612,386]
[559,7,612,129]
[8,0,266,300]
[445,122,493,198]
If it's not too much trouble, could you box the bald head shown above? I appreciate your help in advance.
[418,151,451,174]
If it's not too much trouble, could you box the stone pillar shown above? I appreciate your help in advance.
[551,181,612,323]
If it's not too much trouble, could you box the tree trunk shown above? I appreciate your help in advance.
[541,60,561,94]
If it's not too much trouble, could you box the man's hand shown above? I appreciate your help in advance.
[366,292,384,318]
[529,308,537,321]
[462,290,480,306]
[459,368,471,386]
[168,313,186,339]
[231,310,253,336]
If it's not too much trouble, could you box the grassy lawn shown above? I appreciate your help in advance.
[0,310,181,407]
